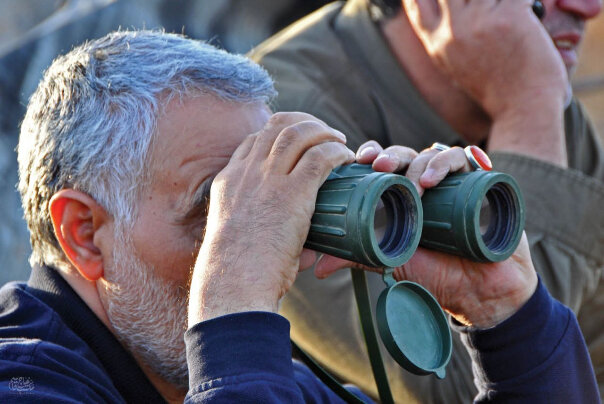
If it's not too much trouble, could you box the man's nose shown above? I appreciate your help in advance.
[557,0,602,19]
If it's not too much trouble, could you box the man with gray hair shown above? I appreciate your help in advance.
[0,29,598,402]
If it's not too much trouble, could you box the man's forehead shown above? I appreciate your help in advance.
[152,95,269,172]
[145,95,270,217]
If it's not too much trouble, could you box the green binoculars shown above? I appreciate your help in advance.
[305,163,525,266]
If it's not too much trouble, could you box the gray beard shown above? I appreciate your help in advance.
[103,237,189,390]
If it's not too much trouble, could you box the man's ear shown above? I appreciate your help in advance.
[49,189,111,281]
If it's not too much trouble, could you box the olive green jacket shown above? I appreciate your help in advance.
[250,0,604,402]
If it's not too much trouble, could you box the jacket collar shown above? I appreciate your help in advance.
[27,265,166,403]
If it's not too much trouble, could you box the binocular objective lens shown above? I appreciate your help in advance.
[479,197,493,236]
[374,198,389,244]
[373,186,416,258]
[480,184,517,253]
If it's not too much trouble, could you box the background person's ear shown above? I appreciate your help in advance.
[49,189,111,281]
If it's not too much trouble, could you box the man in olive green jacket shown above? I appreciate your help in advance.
[250,0,604,402]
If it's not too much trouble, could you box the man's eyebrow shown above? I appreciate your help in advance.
[178,175,215,224]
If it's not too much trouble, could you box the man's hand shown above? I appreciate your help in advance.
[390,236,537,328]
[188,112,354,326]
[356,140,473,195]
[316,141,538,328]
[401,0,567,118]
[401,0,568,166]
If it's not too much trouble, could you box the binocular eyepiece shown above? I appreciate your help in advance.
[305,164,525,266]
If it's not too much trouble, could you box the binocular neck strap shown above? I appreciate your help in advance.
[352,269,395,404]
[291,269,394,404]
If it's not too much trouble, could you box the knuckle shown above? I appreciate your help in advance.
[407,155,430,176]
[388,145,418,159]
[419,147,437,156]
[306,145,328,163]
[449,146,467,162]
[427,153,445,167]
[430,148,453,165]
[362,140,382,148]
[383,145,399,153]
[272,125,302,155]
[300,119,327,134]
[239,132,258,149]
[293,111,320,123]
[315,143,340,163]
[300,142,349,179]
[415,151,435,165]
[430,146,466,171]
[302,157,325,179]
[268,112,291,127]
[433,148,452,161]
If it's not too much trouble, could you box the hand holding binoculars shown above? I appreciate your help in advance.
[305,163,525,267]
[305,164,525,381]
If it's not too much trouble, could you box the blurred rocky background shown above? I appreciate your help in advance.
[0,0,602,284]
[0,0,330,284]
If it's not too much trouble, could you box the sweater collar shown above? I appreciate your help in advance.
[27,265,166,403]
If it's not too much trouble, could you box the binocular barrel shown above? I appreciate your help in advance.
[420,170,525,262]
[305,164,525,266]
[304,164,423,268]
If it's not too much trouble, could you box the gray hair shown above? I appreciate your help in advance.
[18,30,276,271]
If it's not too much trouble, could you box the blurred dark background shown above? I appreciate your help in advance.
[0,0,332,284]
[0,0,602,284]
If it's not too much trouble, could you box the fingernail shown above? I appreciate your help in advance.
[335,130,347,142]
[358,146,376,159]
[374,152,389,163]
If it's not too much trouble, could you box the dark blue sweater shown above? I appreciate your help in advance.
[0,265,599,403]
